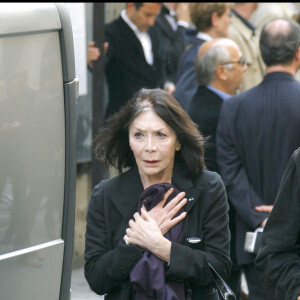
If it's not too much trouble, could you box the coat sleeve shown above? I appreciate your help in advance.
[166,172,232,287]
[84,181,143,296]
[216,101,268,230]
[255,150,300,300]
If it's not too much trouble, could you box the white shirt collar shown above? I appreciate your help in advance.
[121,9,139,34]
[120,9,153,66]
[196,32,213,41]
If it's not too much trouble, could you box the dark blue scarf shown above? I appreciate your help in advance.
[130,183,185,300]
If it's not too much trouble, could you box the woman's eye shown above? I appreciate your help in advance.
[134,132,143,138]
[157,132,166,138]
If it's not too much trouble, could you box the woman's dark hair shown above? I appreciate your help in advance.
[94,88,205,177]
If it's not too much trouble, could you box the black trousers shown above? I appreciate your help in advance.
[243,263,267,300]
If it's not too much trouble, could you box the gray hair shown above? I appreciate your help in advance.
[194,46,232,86]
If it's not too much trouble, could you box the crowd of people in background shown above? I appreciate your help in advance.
[85,3,300,300]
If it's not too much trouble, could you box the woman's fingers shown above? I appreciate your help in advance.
[123,234,130,245]
[164,191,186,211]
[171,197,187,216]
[141,206,158,226]
[160,187,174,207]
[168,212,187,228]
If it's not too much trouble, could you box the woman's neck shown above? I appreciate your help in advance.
[140,174,172,190]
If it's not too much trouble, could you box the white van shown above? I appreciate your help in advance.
[0,3,77,299]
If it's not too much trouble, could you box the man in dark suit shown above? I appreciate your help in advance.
[88,3,165,120]
[255,147,300,300]
[173,3,233,110]
[104,3,165,119]
[216,18,300,300]
[153,3,191,95]
[187,38,247,172]
[186,38,247,299]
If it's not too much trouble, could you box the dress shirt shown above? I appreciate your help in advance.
[121,9,153,65]
[196,32,213,42]
[206,85,231,100]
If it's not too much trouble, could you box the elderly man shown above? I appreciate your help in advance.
[186,38,247,299]
[174,3,233,110]
[186,38,247,172]
[216,18,300,300]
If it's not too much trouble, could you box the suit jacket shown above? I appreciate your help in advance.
[104,16,166,119]
[173,37,205,110]
[186,86,224,173]
[84,163,231,300]
[255,148,300,300]
[154,7,187,83]
[227,12,265,92]
[216,72,300,265]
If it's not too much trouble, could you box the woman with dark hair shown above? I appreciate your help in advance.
[84,88,231,299]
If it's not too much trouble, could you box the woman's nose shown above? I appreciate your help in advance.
[145,136,156,152]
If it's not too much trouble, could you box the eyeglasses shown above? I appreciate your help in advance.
[222,57,247,66]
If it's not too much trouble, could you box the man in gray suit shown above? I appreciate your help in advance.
[216,18,300,300]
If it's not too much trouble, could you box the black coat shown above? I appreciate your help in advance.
[154,7,187,83]
[255,148,300,300]
[84,163,231,299]
[216,72,300,265]
[186,86,224,173]
[104,16,166,119]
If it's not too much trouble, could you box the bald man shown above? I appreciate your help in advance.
[186,38,247,299]
[217,19,300,300]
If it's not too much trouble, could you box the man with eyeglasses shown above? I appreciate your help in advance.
[186,37,247,299]
[217,18,300,300]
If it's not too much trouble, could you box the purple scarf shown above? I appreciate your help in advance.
[130,183,185,300]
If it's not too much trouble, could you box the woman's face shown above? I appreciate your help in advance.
[129,108,181,186]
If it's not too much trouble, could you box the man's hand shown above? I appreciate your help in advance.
[255,205,273,214]
[87,41,109,68]
[255,205,273,228]
[261,218,268,228]
[176,3,191,23]
[164,82,176,95]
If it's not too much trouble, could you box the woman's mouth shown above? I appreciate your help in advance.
[144,160,159,165]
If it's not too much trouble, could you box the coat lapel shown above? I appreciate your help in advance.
[155,13,174,38]
[119,17,146,60]
[172,163,203,213]
[110,166,144,220]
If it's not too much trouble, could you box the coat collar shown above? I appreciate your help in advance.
[110,162,203,219]
[263,71,295,82]
[155,12,174,38]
